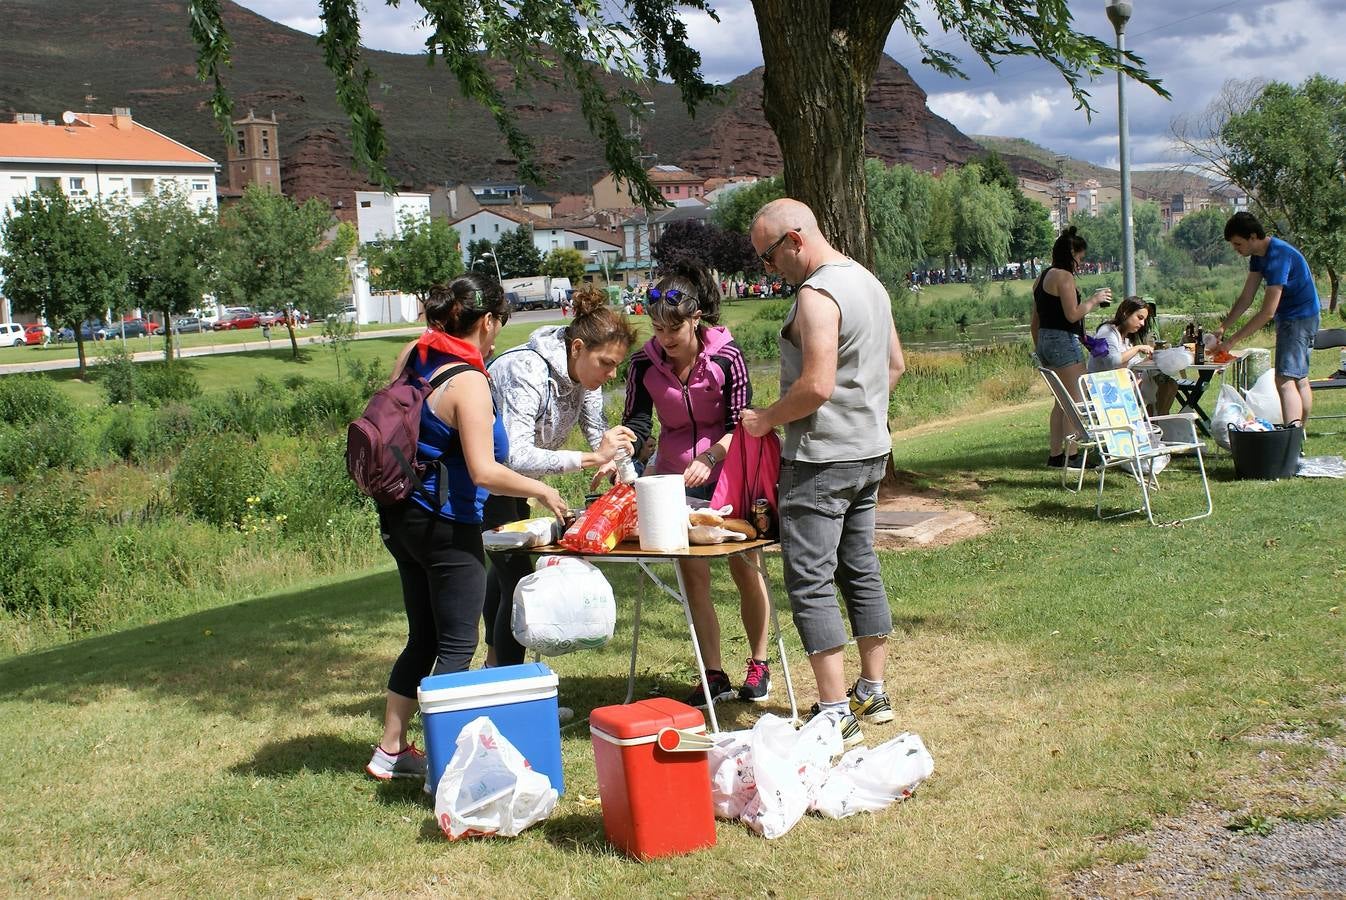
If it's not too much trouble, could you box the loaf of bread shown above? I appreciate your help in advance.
[719,518,756,539]
[688,510,724,527]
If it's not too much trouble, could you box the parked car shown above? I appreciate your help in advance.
[214,310,261,331]
[173,316,208,334]
[326,305,358,325]
[23,324,51,345]
[258,311,287,327]
[0,322,24,347]
[56,320,104,343]
[97,318,161,340]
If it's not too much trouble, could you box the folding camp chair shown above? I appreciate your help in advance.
[1309,328,1346,435]
[1077,368,1213,526]
[1037,366,1100,492]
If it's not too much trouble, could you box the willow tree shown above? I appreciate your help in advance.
[188,0,1163,266]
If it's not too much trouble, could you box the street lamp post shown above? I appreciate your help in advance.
[1107,0,1137,298]
[478,251,503,284]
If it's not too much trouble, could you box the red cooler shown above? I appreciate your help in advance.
[589,698,715,860]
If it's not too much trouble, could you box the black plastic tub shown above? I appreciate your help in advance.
[1228,424,1304,480]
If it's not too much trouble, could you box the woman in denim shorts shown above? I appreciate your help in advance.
[1030,226,1113,467]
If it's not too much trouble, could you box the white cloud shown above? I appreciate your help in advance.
[677,5,763,83]
[926,89,1061,137]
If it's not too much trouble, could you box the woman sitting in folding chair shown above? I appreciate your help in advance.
[1086,296,1181,415]
[1030,227,1113,468]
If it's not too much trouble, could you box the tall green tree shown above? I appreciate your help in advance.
[977,151,1053,265]
[0,190,126,378]
[214,185,346,360]
[188,1,1162,267]
[118,186,219,363]
[710,177,786,234]
[1220,75,1346,310]
[493,226,543,278]
[949,164,1013,272]
[865,158,933,288]
[1170,207,1237,271]
[362,212,464,304]
[465,238,495,267]
[540,247,586,282]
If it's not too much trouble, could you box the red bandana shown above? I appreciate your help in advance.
[416,330,487,373]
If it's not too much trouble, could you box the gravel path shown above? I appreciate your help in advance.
[1063,712,1346,898]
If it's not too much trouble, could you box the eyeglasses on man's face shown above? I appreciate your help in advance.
[758,227,800,266]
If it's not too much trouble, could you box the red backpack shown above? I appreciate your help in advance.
[345,364,469,507]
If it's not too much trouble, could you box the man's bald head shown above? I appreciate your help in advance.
[750,198,817,240]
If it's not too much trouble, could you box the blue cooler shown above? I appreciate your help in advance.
[418,662,564,795]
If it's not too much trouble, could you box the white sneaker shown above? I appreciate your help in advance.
[365,743,427,780]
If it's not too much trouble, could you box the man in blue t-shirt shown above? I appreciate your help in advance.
[1214,212,1321,425]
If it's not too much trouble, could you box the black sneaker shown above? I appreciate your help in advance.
[738,658,771,703]
[806,702,863,748]
[685,668,735,708]
[1047,453,1067,468]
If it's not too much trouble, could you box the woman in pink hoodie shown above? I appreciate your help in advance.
[623,260,772,707]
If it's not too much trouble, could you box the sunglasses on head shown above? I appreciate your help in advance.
[646,287,686,304]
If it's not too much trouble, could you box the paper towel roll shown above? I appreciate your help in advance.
[634,475,689,552]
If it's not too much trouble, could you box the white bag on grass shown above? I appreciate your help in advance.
[812,732,935,819]
[511,558,615,656]
[708,730,756,820]
[435,716,557,840]
[1211,384,1256,450]
[1245,369,1284,424]
[739,715,812,839]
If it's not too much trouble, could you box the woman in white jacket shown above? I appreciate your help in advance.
[483,288,637,667]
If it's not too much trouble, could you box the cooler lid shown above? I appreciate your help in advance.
[417,662,556,707]
[589,698,704,741]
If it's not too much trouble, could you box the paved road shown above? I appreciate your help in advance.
[0,309,563,376]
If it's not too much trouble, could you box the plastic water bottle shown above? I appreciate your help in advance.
[613,447,637,485]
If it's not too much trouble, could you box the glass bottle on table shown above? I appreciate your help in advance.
[1194,325,1205,364]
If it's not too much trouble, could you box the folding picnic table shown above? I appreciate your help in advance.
[530,538,798,733]
[1133,353,1248,437]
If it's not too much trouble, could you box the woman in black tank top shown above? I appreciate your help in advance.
[1031,227,1113,468]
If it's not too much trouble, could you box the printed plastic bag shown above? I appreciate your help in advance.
[1210,384,1255,450]
[482,517,562,551]
[511,558,615,656]
[1244,369,1284,424]
[559,482,638,554]
[812,732,935,819]
[708,730,756,820]
[1153,347,1194,378]
[739,715,811,839]
[435,716,557,840]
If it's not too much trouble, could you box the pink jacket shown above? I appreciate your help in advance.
[623,325,751,477]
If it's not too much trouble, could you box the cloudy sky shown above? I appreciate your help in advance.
[234,0,1346,170]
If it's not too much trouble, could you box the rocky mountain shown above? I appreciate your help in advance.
[1,0,1020,215]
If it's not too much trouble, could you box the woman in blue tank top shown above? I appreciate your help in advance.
[1030,227,1113,468]
[366,275,569,783]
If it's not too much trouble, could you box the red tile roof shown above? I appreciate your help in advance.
[0,112,215,166]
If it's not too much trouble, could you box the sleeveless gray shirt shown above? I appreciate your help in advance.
[778,260,894,462]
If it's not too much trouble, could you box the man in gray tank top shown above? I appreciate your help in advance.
[741,199,906,748]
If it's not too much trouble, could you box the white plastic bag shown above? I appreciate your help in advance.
[1153,347,1194,378]
[512,558,615,656]
[687,524,748,545]
[812,732,935,819]
[739,715,811,839]
[1210,384,1256,450]
[482,517,561,551]
[1245,369,1284,424]
[434,716,558,840]
[708,729,756,820]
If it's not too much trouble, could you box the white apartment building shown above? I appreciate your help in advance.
[0,108,218,319]
[0,108,217,216]
[353,190,431,244]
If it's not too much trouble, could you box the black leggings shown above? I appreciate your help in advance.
[379,502,486,699]
[480,496,532,667]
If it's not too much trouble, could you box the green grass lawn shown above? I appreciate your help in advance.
[2,391,1343,895]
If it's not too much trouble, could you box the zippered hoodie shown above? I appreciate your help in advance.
[623,324,751,477]
[488,325,606,476]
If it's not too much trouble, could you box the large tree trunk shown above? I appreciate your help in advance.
[752,1,901,269]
